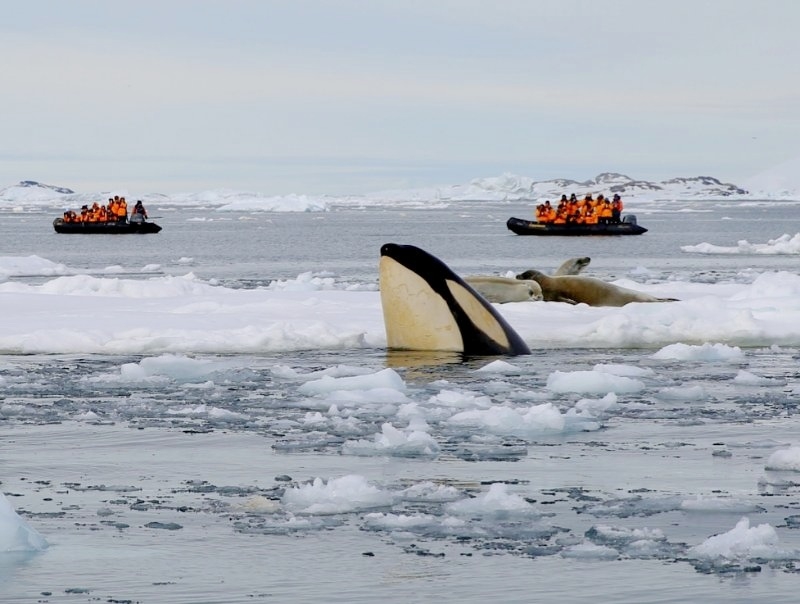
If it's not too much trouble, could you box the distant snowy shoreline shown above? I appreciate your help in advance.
[1,171,798,213]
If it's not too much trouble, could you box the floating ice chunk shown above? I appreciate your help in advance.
[428,389,493,409]
[267,271,336,291]
[474,360,523,374]
[117,353,226,382]
[342,422,440,458]
[560,542,619,560]
[655,384,708,402]
[239,496,281,514]
[573,393,619,416]
[688,517,792,560]
[546,370,645,394]
[652,342,745,362]
[593,363,655,378]
[166,404,249,421]
[680,495,764,513]
[0,493,48,553]
[271,364,375,381]
[586,524,665,546]
[732,369,787,386]
[445,483,539,519]
[75,410,101,421]
[282,474,395,515]
[398,481,462,503]
[297,368,406,395]
[765,447,800,472]
[362,512,439,531]
[449,401,602,436]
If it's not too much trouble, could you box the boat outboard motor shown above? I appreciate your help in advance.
[622,215,638,225]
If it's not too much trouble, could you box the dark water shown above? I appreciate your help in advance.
[2,200,800,603]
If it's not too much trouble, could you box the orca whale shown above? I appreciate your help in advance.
[379,243,530,356]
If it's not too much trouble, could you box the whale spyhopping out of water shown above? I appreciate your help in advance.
[379,243,530,356]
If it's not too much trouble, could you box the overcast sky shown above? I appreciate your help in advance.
[2,0,799,194]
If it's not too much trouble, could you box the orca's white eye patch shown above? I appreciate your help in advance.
[446,280,510,349]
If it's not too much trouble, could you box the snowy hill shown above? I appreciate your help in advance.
[0,171,781,213]
[743,155,800,198]
[367,172,748,203]
[0,180,76,203]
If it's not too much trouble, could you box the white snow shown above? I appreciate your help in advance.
[681,233,800,255]
[0,258,799,356]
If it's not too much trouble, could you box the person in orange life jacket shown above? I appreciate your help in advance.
[582,204,598,225]
[541,200,555,223]
[611,194,623,223]
[599,199,613,224]
[86,202,100,222]
[116,197,128,222]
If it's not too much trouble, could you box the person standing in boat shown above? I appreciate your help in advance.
[611,194,623,223]
[130,200,148,223]
[115,197,128,223]
[598,198,613,224]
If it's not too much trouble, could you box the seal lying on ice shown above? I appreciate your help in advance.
[463,257,591,304]
[517,270,679,307]
[463,276,543,304]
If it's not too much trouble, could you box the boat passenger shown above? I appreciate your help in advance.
[543,200,555,223]
[130,200,148,223]
[567,204,580,224]
[611,194,623,223]
[582,205,598,225]
[115,198,128,223]
[599,199,613,224]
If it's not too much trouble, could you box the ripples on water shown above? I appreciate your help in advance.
[2,202,800,603]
